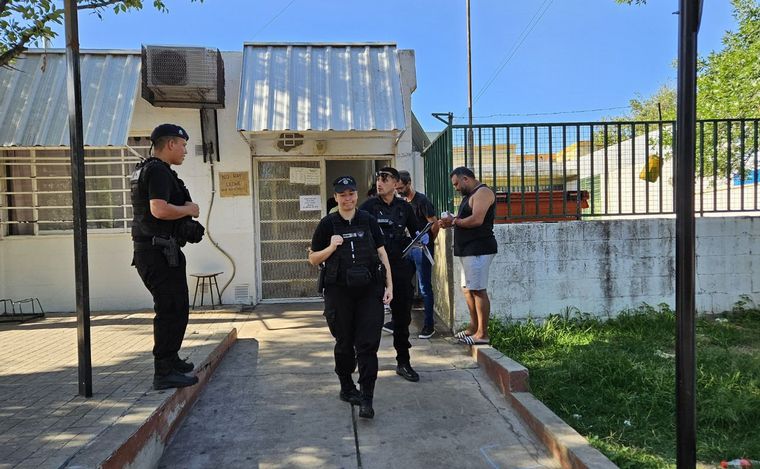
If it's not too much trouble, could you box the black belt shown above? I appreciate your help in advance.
[133,240,160,251]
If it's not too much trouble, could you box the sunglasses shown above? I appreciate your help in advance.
[375,171,396,182]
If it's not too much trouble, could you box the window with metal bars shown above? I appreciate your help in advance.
[0,137,150,236]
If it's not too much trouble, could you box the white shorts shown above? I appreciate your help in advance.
[459,254,495,291]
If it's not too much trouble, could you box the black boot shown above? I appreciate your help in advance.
[396,363,419,382]
[171,355,194,373]
[338,375,361,405]
[359,384,374,419]
[154,358,199,390]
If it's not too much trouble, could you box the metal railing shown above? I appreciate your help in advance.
[424,118,760,221]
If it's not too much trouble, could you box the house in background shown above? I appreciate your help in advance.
[0,42,419,311]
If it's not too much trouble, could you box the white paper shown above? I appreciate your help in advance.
[423,245,435,266]
[289,167,305,184]
[299,195,322,211]
[303,168,321,185]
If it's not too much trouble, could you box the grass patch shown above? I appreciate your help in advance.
[488,300,760,468]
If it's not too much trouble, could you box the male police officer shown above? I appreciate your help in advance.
[359,167,423,382]
[131,123,204,390]
[309,176,393,419]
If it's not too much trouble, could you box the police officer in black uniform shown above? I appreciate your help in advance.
[309,176,393,419]
[131,124,205,390]
[359,167,423,382]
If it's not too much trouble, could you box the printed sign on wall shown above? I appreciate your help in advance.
[289,167,321,185]
[299,195,322,211]
[219,172,250,197]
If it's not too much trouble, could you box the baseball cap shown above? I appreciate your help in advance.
[150,123,189,143]
[375,166,400,180]
[333,175,357,193]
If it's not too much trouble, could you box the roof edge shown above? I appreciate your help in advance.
[22,48,139,55]
[242,42,397,47]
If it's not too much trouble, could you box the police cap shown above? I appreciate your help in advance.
[333,175,357,193]
[150,123,190,143]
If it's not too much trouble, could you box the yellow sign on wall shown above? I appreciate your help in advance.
[219,172,250,197]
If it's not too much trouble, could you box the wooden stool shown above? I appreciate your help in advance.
[190,272,223,310]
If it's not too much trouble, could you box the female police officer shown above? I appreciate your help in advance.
[309,176,393,419]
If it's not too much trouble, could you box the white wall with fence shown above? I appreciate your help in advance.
[434,216,759,328]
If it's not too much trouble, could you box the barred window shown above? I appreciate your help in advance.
[0,137,150,236]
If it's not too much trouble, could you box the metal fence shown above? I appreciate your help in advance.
[424,118,760,221]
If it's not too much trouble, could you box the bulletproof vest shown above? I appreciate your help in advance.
[372,200,410,258]
[324,212,380,285]
[130,157,190,240]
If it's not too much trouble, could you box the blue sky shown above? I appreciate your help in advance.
[51,0,737,131]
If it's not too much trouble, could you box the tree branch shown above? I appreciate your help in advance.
[76,0,127,11]
[0,8,62,68]
[0,29,34,68]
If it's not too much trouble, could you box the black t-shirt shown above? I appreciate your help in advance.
[408,191,436,228]
[145,162,188,206]
[311,209,384,252]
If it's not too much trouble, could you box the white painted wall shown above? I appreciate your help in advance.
[445,217,760,326]
[396,49,422,178]
[0,52,257,312]
[0,47,419,312]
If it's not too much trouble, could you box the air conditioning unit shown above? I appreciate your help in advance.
[141,45,225,109]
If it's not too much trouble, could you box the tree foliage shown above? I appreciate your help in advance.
[615,0,760,121]
[698,0,760,119]
[0,1,201,67]
[612,0,760,176]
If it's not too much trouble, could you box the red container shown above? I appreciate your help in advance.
[494,190,589,223]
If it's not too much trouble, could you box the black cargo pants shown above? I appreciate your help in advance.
[389,257,415,365]
[323,283,384,388]
[133,247,190,365]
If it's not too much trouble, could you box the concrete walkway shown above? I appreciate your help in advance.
[0,310,246,469]
[159,303,561,469]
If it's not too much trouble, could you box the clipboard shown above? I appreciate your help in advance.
[402,221,435,258]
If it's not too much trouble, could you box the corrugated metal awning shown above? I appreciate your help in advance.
[0,50,141,147]
[238,43,406,133]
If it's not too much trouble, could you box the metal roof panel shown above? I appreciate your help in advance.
[238,44,406,132]
[0,51,140,147]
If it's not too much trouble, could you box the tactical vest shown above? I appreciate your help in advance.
[324,211,380,286]
[372,200,411,259]
[130,157,190,241]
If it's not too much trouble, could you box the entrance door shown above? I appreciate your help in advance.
[255,157,392,301]
[256,160,323,300]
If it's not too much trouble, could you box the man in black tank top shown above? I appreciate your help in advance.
[439,167,497,345]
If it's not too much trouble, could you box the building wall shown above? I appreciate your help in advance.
[0,47,419,311]
[0,52,258,311]
[395,49,420,178]
[435,217,759,329]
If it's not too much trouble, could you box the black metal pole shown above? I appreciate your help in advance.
[64,0,93,398]
[675,0,701,466]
